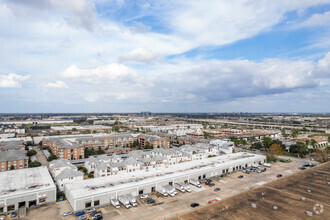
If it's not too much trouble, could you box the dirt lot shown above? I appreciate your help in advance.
[23,159,308,220]
[172,161,330,220]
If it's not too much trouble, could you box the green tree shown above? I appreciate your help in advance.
[262,137,273,149]
[29,161,41,167]
[291,129,299,138]
[310,139,317,148]
[27,150,37,157]
[47,154,57,162]
[83,168,88,174]
[249,137,258,143]
[290,142,308,157]
[88,173,94,178]
[252,142,263,149]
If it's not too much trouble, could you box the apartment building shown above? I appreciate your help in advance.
[137,134,169,149]
[44,138,84,160]
[76,134,134,150]
[0,150,28,171]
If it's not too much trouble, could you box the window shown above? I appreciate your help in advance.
[0,207,3,212]
[7,205,15,211]
[85,202,92,208]
[94,200,100,206]
[39,198,46,203]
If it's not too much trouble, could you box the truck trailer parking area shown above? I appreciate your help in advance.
[21,159,307,220]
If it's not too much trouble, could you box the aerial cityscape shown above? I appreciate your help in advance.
[0,1,330,220]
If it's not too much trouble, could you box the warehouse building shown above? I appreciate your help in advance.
[0,166,56,214]
[65,152,265,212]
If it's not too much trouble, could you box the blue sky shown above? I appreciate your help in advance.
[0,0,330,113]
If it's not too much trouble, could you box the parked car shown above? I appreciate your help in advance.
[191,203,200,208]
[238,175,244,178]
[11,212,17,218]
[86,208,96,213]
[299,166,306,170]
[139,194,149,199]
[63,211,73,216]
[76,211,85,217]
[78,216,87,220]
[146,198,155,204]
[214,188,220,192]
[208,183,215,187]
[277,174,282,178]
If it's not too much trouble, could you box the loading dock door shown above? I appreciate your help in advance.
[29,200,37,208]
[19,202,26,208]
[169,182,173,186]
[151,187,155,192]
[139,190,144,195]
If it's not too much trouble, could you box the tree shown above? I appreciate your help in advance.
[314,148,329,163]
[72,128,78,131]
[269,143,284,156]
[252,142,263,149]
[29,161,41,167]
[310,139,317,148]
[290,142,308,157]
[83,168,88,174]
[88,173,94,178]
[262,137,273,149]
[10,165,15,170]
[291,129,299,138]
[249,137,258,143]
[281,129,288,138]
[47,154,57,162]
[27,150,37,157]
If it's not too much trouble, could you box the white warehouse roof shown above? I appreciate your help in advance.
[0,166,56,199]
[65,152,265,200]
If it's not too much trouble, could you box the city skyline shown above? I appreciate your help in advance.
[1,0,330,113]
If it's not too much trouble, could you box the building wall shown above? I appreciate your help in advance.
[0,159,28,172]
[66,155,266,212]
[0,188,56,213]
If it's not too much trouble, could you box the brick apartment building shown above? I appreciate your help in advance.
[76,134,134,150]
[0,150,28,171]
[137,134,169,149]
[44,138,84,160]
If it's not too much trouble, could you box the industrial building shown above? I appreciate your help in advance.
[0,166,56,214]
[65,152,265,212]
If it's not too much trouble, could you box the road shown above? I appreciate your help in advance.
[34,146,49,168]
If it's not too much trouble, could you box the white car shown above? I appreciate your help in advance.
[139,194,149,199]
[63,211,73,216]
[86,208,96,213]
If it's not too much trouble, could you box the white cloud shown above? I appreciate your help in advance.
[4,0,97,30]
[43,80,68,89]
[0,73,31,88]
[61,63,137,83]
[119,48,161,63]
[298,11,330,28]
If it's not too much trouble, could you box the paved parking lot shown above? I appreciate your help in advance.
[23,160,306,220]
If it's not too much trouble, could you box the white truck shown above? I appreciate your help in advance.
[118,195,131,209]
[174,183,185,192]
[189,179,201,188]
[263,163,271,168]
[156,188,168,197]
[126,194,138,207]
[181,183,192,192]
[110,198,120,209]
[163,185,177,197]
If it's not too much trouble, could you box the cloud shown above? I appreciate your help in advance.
[61,63,137,83]
[0,73,31,88]
[298,11,330,28]
[4,0,97,30]
[43,80,68,89]
[118,48,161,63]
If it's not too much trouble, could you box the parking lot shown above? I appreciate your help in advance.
[22,159,306,220]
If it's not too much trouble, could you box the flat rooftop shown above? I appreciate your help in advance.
[65,152,265,199]
[0,166,56,199]
[172,161,330,220]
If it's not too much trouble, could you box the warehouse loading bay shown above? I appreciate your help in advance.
[22,159,308,220]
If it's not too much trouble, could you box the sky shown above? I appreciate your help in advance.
[0,0,330,113]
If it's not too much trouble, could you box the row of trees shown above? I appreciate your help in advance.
[85,147,105,158]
